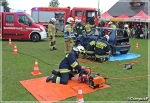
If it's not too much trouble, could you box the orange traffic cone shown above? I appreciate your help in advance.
[12,44,19,54]
[31,60,42,76]
[135,42,139,49]
[8,38,12,46]
[76,87,84,103]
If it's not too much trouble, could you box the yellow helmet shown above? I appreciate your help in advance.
[67,17,74,23]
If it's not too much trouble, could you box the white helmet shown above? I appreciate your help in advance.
[73,45,85,53]
[75,19,79,23]
[78,19,82,23]
[103,35,110,41]
[50,18,56,23]
[108,21,112,25]
[67,17,74,23]
[124,24,129,28]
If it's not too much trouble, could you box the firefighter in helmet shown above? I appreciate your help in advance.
[64,17,76,54]
[48,18,57,51]
[46,45,87,85]
[85,22,94,33]
[72,19,79,37]
[94,35,111,63]
[74,19,86,37]
[108,21,116,28]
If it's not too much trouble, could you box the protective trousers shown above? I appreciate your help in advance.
[95,55,109,63]
[51,69,73,85]
[49,33,56,50]
[64,38,74,54]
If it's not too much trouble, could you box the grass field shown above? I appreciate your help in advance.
[1,37,149,102]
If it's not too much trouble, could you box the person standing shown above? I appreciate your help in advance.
[74,19,86,36]
[64,17,76,54]
[48,18,57,51]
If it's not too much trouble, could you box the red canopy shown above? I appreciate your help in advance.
[131,10,150,19]
[100,11,114,18]
[117,14,129,18]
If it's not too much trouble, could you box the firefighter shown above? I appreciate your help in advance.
[85,22,94,33]
[84,40,96,60]
[74,19,86,37]
[46,45,87,85]
[64,17,76,54]
[108,21,116,28]
[48,18,57,51]
[94,35,111,63]
[72,19,79,37]
[124,24,131,37]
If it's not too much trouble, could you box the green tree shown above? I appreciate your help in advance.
[2,0,10,12]
[49,0,60,7]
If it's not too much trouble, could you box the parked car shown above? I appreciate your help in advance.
[75,27,131,54]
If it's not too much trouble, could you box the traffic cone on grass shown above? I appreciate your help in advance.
[8,38,12,46]
[31,60,42,76]
[12,44,19,54]
[135,42,139,49]
[76,87,84,103]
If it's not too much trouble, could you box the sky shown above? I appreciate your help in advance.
[7,0,119,15]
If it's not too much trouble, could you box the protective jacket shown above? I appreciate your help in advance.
[85,24,93,33]
[64,22,76,40]
[74,23,85,35]
[59,51,82,73]
[86,41,95,54]
[48,23,56,36]
[95,39,110,56]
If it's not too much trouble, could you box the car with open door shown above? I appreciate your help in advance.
[75,27,131,54]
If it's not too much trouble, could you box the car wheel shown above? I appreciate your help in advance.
[31,33,40,42]
[120,50,128,54]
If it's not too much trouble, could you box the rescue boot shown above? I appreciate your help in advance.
[53,47,57,50]
[46,74,55,82]
[53,41,57,50]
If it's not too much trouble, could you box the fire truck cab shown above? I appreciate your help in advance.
[0,12,47,42]
[31,7,98,32]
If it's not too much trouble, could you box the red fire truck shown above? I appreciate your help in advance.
[0,11,47,42]
[31,7,99,31]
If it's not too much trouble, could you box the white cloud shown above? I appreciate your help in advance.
[7,0,119,14]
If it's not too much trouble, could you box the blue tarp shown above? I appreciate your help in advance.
[109,52,140,61]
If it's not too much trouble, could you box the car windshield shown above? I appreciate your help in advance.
[86,28,99,36]
[27,14,37,23]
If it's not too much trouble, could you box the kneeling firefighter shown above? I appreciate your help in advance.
[46,45,87,85]
[95,35,111,63]
[83,41,95,60]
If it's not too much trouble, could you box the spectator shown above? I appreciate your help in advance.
[131,26,136,38]
[143,25,148,39]
[135,26,142,39]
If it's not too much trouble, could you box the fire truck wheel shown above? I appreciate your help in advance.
[31,33,40,42]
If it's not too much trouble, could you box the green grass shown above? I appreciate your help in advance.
[1,37,149,102]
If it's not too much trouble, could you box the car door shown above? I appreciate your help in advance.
[16,14,31,38]
[3,13,16,38]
